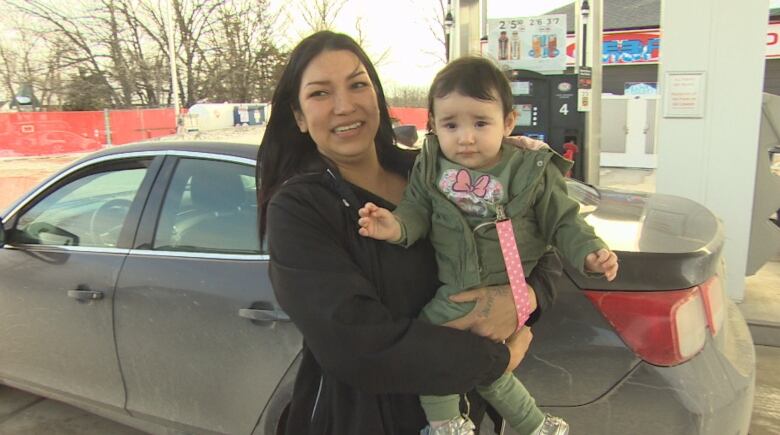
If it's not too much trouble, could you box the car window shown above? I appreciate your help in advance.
[14,167,147,247]
[153,158,260,254]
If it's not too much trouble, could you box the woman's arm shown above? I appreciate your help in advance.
[267,185,511,396]
[443,284,533,341]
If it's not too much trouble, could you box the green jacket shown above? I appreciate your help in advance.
[394,135,607,290]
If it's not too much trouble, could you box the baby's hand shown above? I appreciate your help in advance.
[357,202,402,242]
[585,248,619,281]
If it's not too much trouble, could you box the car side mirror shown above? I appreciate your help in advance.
[393,125,419,147]
[0,221,5,247]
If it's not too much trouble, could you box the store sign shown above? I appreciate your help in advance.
[625,82,658,95]
[566,22,780,66]
[487,15,567,72]
[565,29,660,65]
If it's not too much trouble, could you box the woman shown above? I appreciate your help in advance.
[258,31,533,435]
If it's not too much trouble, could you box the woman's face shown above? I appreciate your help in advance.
[293,49,380,164]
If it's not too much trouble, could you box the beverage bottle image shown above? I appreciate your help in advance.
[548,35,558,58]
[510,31,521,60]
[533,35,542,58]
[499,31,509,60]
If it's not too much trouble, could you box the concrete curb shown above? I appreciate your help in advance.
[748,320,780,347]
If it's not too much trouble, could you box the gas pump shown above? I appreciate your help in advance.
[506,69,586,180]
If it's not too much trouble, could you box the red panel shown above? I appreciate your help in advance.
[0,111,104,157]
[108,108,176,146]
[0,109,178,156]
[389,107,428,131]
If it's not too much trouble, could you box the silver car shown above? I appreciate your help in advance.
[0,141,755,434]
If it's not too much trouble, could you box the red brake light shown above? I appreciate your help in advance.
[699,276,725,336]
[585,287,709,366]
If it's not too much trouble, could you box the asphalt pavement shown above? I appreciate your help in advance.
[0,386,143,434]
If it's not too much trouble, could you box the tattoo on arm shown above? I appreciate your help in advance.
[479,293,495,318]
[478,285,509,318]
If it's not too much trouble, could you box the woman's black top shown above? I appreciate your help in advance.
[267,166,509,435]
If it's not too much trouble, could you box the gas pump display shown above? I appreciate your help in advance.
[515,104,534,127]
[507,69,585,180]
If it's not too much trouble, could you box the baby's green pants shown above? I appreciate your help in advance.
[419,284,545,435]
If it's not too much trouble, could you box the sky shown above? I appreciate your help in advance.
[0,0,575,91]
[318,0,780,89]
[4,0,780,93]
[293,0,577,89]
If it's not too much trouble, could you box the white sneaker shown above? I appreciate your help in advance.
[536,414,569,435]
[420,416,476,435]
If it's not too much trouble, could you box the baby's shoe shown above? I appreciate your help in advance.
[535,414,569,435]
[420,416,476,435]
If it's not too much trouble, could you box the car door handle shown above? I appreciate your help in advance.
[67,290,104,301]
[238,308,290,322]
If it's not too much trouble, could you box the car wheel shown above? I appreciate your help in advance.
[275,403,290,435]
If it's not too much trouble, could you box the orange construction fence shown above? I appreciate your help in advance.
[0,109,177,157]
[0,107,427,157]
[389,107,428,131]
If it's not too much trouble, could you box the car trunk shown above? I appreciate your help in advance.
[570,186,727,367]
[573,187,723,291]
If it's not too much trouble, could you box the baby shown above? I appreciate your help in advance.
[358,56,617,435]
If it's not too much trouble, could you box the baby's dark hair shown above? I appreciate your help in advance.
[427,56,514,122]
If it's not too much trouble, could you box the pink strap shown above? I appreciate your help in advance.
[496,218,532,332]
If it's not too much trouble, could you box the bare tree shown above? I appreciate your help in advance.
[8,1,123,106]
[423,0,448,64]
[296,0,348,34]
[351,15,391,67]
[5,0,289,110]
[201,0,286,103]
[111,0,164,106]
[0,21,66,109]
[386,85,428,108]
[0,42,18,102]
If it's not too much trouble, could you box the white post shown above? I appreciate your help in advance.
[586,0,602,185]
[576,0,603,184]
[656,0,770,300]
[167,0,181,128]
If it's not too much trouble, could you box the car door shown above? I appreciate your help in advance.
[0,155,160,411]
[114,153,301,434]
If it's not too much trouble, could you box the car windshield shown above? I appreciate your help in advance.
[566,179,600,214]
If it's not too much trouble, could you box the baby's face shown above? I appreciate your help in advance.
[431,90,516,170]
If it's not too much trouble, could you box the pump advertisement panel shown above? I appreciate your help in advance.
[487,15,567,72]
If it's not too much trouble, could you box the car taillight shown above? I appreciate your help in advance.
[584,283,713,366]
[699,275,726,336]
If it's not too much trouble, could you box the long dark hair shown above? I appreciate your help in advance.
[257,31,412,239]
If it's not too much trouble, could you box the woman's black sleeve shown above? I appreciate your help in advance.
[267,186,509,396]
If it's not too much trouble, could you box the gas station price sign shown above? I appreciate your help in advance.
[487,14,567,72]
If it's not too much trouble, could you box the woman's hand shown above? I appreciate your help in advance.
[505,327,533,373]
[505,135,550,151]
[443,284,539,342]
[443,285,517,341]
